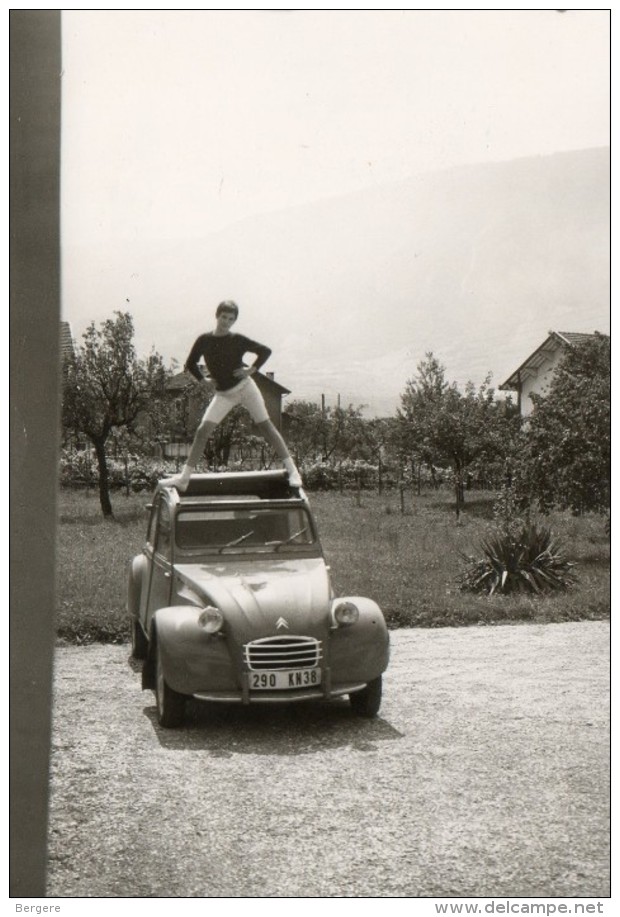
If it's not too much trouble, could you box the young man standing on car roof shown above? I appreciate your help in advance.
[164,300,302,491]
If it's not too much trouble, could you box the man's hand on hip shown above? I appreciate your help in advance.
[233,366,255,380]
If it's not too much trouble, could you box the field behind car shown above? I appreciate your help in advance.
[56,487,610,644]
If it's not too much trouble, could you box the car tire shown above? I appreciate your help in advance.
[131,618,148,660]
[349,675,382,718]
[155,639,185,728]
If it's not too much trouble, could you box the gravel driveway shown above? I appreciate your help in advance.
[47,621,610,898]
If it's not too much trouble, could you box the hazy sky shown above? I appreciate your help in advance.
[60,9,610,411]
[62,10,609,232]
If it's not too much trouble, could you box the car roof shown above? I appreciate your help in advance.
[159,469,303,503]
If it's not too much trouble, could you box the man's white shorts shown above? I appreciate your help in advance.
[202,377,270,425]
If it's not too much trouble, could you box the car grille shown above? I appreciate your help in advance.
[243,635,322,671]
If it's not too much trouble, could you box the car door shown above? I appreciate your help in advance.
[144,495,174,632]
[137,501,159,626]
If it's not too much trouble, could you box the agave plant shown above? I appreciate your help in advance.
[459,523,577,595]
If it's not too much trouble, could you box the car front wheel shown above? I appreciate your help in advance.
[155,640,185,728]
[349,675,382,718]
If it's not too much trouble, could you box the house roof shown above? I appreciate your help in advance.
[60,321,74,358]
[499,331,601,391]
[166,369,291,395]
[255,372,291,396]
[167,371,196,393]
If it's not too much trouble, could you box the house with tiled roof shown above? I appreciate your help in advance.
[499,331,603,416]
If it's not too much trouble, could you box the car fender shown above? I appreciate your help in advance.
[329,596,390,683]
[146,606,238,695]
[127,554,148,619]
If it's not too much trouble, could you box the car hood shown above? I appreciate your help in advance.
[174,557,332,638]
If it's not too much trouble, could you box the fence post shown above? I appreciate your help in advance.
[124,454,130,498]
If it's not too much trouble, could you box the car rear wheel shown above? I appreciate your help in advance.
[155,640,185,728]
[349,675,382,718]
[131,618,148,660]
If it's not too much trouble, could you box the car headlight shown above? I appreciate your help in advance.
[198,606,224,634]
[333,601,359,627]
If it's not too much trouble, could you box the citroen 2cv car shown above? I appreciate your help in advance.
[128,470,389,727]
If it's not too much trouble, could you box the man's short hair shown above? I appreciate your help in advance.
[216,300,239,318]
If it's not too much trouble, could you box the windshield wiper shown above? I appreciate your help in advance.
[219,530,254,552]
[265,526,309,550]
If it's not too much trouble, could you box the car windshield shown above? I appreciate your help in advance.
[175,506,315,553]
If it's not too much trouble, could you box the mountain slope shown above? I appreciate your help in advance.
[65,147,610,415]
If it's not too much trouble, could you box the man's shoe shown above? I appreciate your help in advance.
[161,474,191,493]
[283,458,302,488]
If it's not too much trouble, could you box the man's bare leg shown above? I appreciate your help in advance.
[164,418,218,491]
[255,419,302,487]
[163,417,301,491]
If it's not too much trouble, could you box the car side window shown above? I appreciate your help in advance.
[154,500,172,561]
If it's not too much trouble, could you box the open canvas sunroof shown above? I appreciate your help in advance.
[162,469,299,500]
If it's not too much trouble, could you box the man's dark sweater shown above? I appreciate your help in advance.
[184,332,272,392]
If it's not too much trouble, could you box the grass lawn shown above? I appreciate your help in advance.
[56,486,610,644]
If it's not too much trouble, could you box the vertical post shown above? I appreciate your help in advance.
[124,453,130,497]
[400,483,405,515]
[10,9,61,897]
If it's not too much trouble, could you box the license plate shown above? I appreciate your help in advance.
[249,668,322,690]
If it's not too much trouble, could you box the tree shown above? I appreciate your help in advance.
[515,334,610,515]
[281,401,326,465]
[398,353,520,515]
[205,408,255,469]
[284,400,372,466]
[62,312,169,516]
[364,417,399,492]
[396,353,451,486]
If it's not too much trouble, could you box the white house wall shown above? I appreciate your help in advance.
[521,347,563,416]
